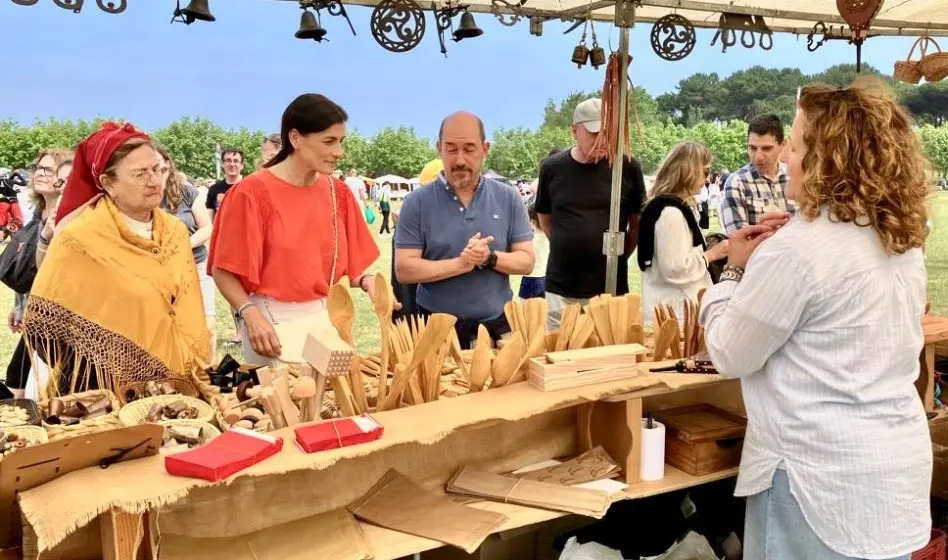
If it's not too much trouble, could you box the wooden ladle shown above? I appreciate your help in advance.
[372,274,394,407]
[328,282,364,413]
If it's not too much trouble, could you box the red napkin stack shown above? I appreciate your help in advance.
[295,414,384,453]
[165,427,283,482]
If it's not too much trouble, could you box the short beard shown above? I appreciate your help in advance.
[447,171,476,191]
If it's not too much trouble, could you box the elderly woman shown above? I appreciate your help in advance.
[208,94,380,365]
[637,141,728,326]
[700,80,931,559]
[23,122,209,395]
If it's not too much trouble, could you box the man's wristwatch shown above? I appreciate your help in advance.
[719,264,745,283]
[479,250,498,270]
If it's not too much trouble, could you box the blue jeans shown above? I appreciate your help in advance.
[745,470,911,560]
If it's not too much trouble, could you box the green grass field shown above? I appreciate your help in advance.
[1,192,946,370]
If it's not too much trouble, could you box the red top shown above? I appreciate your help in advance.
[207,170,379,302]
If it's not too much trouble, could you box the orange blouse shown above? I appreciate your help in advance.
[207,170,379,302]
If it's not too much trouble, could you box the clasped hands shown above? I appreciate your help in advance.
[459,232,495,270]
[727,211,791,269]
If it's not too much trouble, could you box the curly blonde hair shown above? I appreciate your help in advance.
[651,140,711,203]
[796,78,930,255]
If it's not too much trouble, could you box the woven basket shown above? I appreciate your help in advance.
[119,395,214,426]
[40,390,123,442]
[0,425,49,457]
[159,419,221,446]
[0,398,42,427]
[117,377,200,406]
[895,36,929,84]
[921,38,948,83]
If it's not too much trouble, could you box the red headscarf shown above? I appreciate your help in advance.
[55,122,150,225]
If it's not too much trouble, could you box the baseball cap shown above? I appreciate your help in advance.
[573,98,602,134]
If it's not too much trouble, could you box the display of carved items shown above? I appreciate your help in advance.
[650,14,696,61]
[490,0,526,27]
[370,0,427,53]
[836,0,883,71]
[710,13,773,53]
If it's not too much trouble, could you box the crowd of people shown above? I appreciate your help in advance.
[0,77,936,559]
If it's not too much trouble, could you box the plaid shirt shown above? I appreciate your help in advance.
[720,163,796,235]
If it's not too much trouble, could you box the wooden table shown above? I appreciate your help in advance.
[918,315,948,411]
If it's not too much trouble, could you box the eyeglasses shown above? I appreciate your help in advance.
[159,166,170,175]
[130,167,162,186]
[222,158,242,165]
[32,165,55,177]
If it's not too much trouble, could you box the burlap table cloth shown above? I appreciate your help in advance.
[18,368,719,555]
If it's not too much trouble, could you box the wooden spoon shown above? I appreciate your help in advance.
[381,313,456,410]
[469,325,493,391]
[328,281,355,345]
[491,332,525,387]
[372,274,394,407]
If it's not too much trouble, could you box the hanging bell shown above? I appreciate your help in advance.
[589,43,606,69]
[178,0,215,23]
[572,43,590,68]
[453,12,483,41]
[529,16,543,37]
[296,10,327,42]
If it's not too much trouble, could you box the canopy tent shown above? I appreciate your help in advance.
[483,170,508,182]
[374,174,410,184]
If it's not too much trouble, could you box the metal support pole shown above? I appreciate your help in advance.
[603,3,633,295]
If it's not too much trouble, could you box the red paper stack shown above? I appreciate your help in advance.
[295,414,384,453]
[165,427,283,482]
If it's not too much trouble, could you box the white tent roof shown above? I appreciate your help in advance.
[374,174,411,184]
[290,0,948,36]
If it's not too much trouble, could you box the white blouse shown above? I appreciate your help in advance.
[641,206,710,326]
[699,212,931,559]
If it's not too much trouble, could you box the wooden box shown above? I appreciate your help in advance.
[654,404,746,477]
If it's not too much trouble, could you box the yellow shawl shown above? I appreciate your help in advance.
[23,196,209,395]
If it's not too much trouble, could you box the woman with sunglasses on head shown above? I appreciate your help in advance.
[636,141,728,326]
[700,79,932,559]
[208,93,381,365]
[23,123,209,395]
[4,150,72,398]
[155,145,216,361]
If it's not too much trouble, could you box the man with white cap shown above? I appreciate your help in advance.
[535,98,647,329]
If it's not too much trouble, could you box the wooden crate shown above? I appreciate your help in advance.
[654,403,746,477]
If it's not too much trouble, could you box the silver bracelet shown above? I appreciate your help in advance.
[235,301,254,319]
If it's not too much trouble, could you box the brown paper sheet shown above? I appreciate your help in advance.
[517,446,621,486]
[447,466,611,518]
[349,470,507,553]
[159,509,372,560]
[18,367,719,554]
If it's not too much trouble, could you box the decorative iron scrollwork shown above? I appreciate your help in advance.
[370,0,427,52]
[805,21,851,52]
[650,14,696,61]
[53,0,82,11]
[303,0,357,36]
[710,13,773,53]
[432,1,467,56]
[490,0,525,27]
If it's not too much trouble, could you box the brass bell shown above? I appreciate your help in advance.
[178,0,215,23]
[296,10,327,42]
[529,16,543,37]
[589,44,606,69]
[571,44,590,68]
[452,12,483,41]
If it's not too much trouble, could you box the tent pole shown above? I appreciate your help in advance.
[604,8,633,295]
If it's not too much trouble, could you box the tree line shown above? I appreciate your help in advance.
[2,64,948,181]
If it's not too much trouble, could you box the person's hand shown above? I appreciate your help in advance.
[362,274,402,311]
[704,239,729,263]
[758,210,791,231]
[8,310,19,333]
[242,306,282,359]
[460,233,494,267]
[727,224,776,269]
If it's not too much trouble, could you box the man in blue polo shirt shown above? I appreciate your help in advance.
[394,111,535,349]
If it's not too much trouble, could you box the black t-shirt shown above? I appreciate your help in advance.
[535,150,646,299]
[206,179,237,212]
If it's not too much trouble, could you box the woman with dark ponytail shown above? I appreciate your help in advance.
[207,93,381,364]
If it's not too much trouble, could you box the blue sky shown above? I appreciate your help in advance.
[4,0,918,140]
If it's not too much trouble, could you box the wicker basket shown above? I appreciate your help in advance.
[159,419,221,446]
[40,390,123,442]
[921,38,948,83]
[895,37,929,84]
[119,395,214,426]
[117,377,200,406]
[0,425,49,457]
[0,398,42,427]
[913,529,947,560]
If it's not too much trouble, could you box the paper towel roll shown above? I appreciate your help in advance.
[640,419,666,481]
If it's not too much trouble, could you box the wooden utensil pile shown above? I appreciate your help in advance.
[652,295,705,361]
[377,313,459,410]
[543,293,645,353]
[208,364,322,433]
